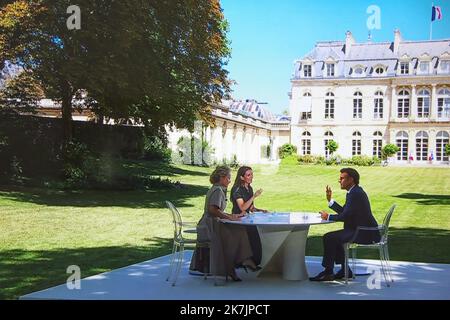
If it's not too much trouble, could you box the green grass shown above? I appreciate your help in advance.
[1,161,449,299]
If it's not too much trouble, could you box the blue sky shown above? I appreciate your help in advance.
[221,0,450,114]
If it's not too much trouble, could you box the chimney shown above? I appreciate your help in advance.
[345,31,355,58]
[393,29,402,54]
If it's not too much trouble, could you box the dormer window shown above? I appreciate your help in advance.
[326,63,335,77]
[440,60,450,73]
[400,61,409,75]
[419,61,430,74]
[354,67,364,75]
[374,66,385,75]
[304,64,312,77]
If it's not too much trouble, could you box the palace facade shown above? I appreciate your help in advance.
[289,30,450,164]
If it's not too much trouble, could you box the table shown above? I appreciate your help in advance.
[221,212,334,281]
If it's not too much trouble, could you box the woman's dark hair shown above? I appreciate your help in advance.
[209,166,231,184]
[340,167,360,185]
[231,166,253,192]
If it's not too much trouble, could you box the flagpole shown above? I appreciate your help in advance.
[430,2,434,40]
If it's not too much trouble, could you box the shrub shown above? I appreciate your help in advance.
[350,155,375,166]
[297,154,315,164]
[278,143,297,159]
[445,144,450,157]
[143,135,171,162]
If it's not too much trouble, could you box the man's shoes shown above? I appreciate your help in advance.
[334,268,353,280]
[309,270,335,282]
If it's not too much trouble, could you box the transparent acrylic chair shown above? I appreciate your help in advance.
[344,204,396,286]
[165,200,210,286]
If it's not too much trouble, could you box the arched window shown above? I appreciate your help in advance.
[353,92,363,119]
[437,88,450,119]
[373,131,383,158]
[417,89,430,118]
[303,92,312,96]
[396,131,409,161]
[374,91,384,119]
[325,92,334,119]
[324,131,334,157]
[436,131,449,162]
[352,131,362,156]
[374,66,385,75]
[302,131,311,155]
[398,89,410,118]
[416,131,429,161]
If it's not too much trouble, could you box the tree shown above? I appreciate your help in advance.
[278,143,297,159]
[0,0,230,149]
[0,70,45,111]
[382,144,400,159]
[326,140,338,156]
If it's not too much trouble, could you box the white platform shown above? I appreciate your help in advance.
[20,251,450,300]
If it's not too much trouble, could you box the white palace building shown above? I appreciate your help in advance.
[289,30,450,164]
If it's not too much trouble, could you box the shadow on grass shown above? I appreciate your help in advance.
[0,237,174,300]
[393,193,450,206]
[0,183,209,208]
[122,161,209,177]
[306,227,450,265]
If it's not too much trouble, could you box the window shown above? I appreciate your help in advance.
[326,63,335,77]
[302,131,311,155]
[353,92,363,119]
[374,91,384,119]
[324,131,334,158]
[416,131,429,161]
[437,88,450,119]
[436,131,449,162]
[419,61,430,74]
[301,92,312,120]
[373,131,383,158]
[352,131,362,156]
[400,62,409,75]
[440,60,450,73]
[354,67,364,76]
[397,89,410,118]
[374,67,385,75]
[417,89,430,118]
[396,131,409,161]
[304,65,312,77]
[325,92,334,119]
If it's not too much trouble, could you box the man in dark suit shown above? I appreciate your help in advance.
[310,168,380,281]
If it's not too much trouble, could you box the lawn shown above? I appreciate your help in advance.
[1,161,449,299]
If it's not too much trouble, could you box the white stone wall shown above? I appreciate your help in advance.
[290,80,450,164]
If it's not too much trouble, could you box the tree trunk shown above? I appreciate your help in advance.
[61,83,73,150]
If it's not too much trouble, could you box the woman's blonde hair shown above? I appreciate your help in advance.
[209,166,231,184]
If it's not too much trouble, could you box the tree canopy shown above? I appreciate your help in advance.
[0,0,231,144]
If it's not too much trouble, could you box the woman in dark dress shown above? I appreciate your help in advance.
[230,166,268,266]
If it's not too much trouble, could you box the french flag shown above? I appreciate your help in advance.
[432,6,443,21]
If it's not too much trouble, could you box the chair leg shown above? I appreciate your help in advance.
[379,246,390,287]
[166,242,177,281]
[344,244,349,284]
[351,247,356,279]
[383,245,394,283]
[172,244,184,286]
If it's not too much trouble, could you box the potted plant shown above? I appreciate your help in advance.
[382,144,400,166]
[326,140,338,159]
